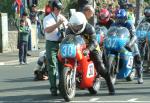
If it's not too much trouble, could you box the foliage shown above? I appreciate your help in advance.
[0,0,14,17]
[62,0,78,12]
[144,0,150,5]
[37,0,48,10]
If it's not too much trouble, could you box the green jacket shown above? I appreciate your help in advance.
[18,25,30,42]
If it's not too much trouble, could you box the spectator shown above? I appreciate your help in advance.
[30,4,41,49]
[78,0,89,11]
[45,0,52,16]
[82,5,95,22]
[30,4,38,24]
[107,4,115,19]
[127,3,136,25]
[43,1,68,96]
[21,12,32,56]
[114,4,120,14]
[118,0,128,10]
[18,19,30,65]
[102,3,107,9]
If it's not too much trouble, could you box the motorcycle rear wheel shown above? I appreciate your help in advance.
[126,68,136,81]
[59,67,76,102]
[88,76,101,94]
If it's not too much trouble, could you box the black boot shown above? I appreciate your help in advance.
[94,62,115,95]
[105,75,115,95]
[90,50,115,95]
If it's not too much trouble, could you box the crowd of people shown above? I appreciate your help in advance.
[17,0,150,97]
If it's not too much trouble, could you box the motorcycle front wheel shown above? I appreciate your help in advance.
[108,55,117,85]
[59,67,76,102]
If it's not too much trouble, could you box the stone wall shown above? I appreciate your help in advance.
[7,31,18,52]
[7,31,45,53]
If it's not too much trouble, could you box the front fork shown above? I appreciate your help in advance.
[72,60,77,85]
[64,59,77,87]
[107,54,119,74]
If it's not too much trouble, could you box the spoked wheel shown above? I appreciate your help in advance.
[110,64,117,85]
[88,76,101,94]
[59,67,76,102]
[126,68,136,81]
[108,55,117,85]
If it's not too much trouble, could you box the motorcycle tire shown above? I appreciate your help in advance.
[126,68,136,81]
[108,56,117,85]
[88,76,101,94]
[59,67,76,102]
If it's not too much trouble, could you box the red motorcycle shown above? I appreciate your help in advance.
[58,35,100,102]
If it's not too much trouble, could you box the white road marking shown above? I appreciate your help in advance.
[0,100,150,103]
[71,101,150,103]
[0,62,5,65]
[89,98,99,102]
[127,98,138,102]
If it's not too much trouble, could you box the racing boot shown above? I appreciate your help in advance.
[136,68,143,84]
[104,74,115,95]
[134,55,144,84]
[94,61,115,95]
[90,50,115,95]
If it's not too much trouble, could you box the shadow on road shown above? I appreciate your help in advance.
[0,84,49,93]
[0,93,65,103]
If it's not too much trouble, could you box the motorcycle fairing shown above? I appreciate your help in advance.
[104,27,130,51]
[117,51,133,79]
[136,22,150,41]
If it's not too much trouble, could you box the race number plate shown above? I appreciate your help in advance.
[87,63,95,78]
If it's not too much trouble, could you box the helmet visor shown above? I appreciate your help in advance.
[116,18,126,24]
[70,24,83,34]
[144,9,150,17]
[99,13,108,20]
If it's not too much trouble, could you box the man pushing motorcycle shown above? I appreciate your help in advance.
[111,9,143,84]
[66,12,115,95]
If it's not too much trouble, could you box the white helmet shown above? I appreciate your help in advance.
[69,12,87,34]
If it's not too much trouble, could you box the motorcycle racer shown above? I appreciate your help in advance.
[140,6,150,23]
[111,9,143,84]
[66,12,115,95]
[96,8,114,29]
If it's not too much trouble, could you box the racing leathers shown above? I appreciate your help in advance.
[111,21,144,84]
[96,18,114,29]
[66,23,115,95]
[140,17,150,24]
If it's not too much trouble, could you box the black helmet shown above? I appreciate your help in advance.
[32,4,37,8]
[144,6,150,18]
[52,1,63,10]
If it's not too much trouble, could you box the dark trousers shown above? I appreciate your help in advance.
[28,32,31,50]
[19,41,28,63]
[90,49,115,93]
[46,40,63,92]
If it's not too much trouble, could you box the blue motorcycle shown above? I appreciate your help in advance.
[95,26,107,46]
[136,22,150,72]
[104,27,135,84]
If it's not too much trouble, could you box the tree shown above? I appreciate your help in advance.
[144,0,150,4]
[135,0,143,26]
[0,0,14,17]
